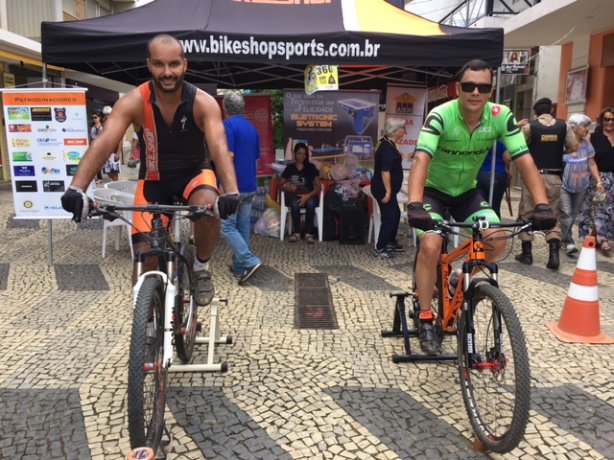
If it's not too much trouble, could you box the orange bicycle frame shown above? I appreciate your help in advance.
[437,229,491,333]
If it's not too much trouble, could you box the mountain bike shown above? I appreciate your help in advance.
[383,217,532,453]
[92,201,230,454]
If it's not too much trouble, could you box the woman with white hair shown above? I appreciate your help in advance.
[371,117,407,258]
[559,113,604,256]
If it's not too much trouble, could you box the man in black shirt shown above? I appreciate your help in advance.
[516,97,578,270]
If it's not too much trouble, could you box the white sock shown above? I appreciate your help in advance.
[194,258,210,272]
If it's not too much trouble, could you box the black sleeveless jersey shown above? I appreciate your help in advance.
[138,81,208,180]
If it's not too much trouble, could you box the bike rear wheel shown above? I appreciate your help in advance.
[457,283,530,453]
[175,243,198,363]
[127,276,168,451]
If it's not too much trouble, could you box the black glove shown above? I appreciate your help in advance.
[217,193,240,220]
[531,203,557,231]
[407,202,435,231]
[61,186,91,223]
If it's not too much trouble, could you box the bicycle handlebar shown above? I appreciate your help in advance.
[433,218,533,235]
[91,202,217,220]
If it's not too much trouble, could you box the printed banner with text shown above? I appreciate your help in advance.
[385,85,426,169]
[2,88,89,219]
[283,90,380,181]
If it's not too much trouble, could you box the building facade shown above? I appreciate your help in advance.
[0,0,139,180]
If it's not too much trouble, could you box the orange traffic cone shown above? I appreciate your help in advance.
[547,236,614,343]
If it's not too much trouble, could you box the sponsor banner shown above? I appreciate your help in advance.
[215,94,275,176]
[501,49,531,75]
[1,88,89,219]
[385,85,426,169]
[305,65,339,95]
[283,90,379,180]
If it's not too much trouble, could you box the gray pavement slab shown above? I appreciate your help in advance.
[0,184,613,459]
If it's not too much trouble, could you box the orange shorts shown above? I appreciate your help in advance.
[131,169,218,236]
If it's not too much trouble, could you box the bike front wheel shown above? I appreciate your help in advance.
[175,243,198,363]
[127,276,168,451]
[457,283,530,453]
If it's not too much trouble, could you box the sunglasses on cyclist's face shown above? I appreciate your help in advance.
[460,82,493,94]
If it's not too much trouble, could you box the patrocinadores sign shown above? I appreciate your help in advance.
[1,88,89,219]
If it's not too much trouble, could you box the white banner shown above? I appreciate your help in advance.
[2,88,89,219]
[385,85,426,169]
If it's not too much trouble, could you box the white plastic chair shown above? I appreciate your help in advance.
[279,188,324,242]
[92,188,134,258]
[362,185,381,248]
[363,185,419,248]
[104,180,137,197]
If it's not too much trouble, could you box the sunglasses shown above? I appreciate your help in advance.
[603,117,614,123]
[460,82,493,94]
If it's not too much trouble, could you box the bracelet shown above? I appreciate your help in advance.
[68,185,84,193]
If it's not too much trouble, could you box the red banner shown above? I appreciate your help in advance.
[217,94,274,176]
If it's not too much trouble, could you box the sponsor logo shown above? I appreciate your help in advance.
[254,108,268,123]
[11,138,30,148]
[491,105,501,116]
[12,151,32,162]
[64,150,84,162]
[7,107,30,121]
[36,137,62,146]
[179,115,188,132]
[37,125,58,133]
[478,126,493,134]
[42,180,65,192]
[54,107,67,122]
[65,164,79,176]
[8,124,32,133]
[23,200,34,209]
[61,127,86,134]
[44,204,64,210]
[41,166,61,175]
[68,109,85,121]
[31,107,52,121]
[13,165,36,176]
[64,138,88,146]
[41,151,59,161]
[15,180,38,192]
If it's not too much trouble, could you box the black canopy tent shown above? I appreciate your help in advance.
[41,0,504,91]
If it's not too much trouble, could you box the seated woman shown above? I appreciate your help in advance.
[279,142,322,244]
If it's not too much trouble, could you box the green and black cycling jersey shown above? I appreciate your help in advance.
[416,99,530,197]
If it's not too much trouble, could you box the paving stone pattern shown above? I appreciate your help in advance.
[0,184,613,459]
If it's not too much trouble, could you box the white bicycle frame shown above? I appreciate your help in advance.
[131,210,231,373]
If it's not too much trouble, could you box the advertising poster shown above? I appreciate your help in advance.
[2,88,89,219]
[385,85,426,169]
[217,94,274,176]
[283,90,380,179]
[501,49,531,75]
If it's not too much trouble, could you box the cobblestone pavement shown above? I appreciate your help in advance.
[1,183,613,460]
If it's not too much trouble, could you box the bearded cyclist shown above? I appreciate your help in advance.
[61,34,240,306]
[407,59,556,355]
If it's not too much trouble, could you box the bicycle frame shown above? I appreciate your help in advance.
[383,218,530,362]
[437,219,498,334]
[95,203,231,373]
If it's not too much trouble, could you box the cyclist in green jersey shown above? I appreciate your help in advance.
[406,59,556,355]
